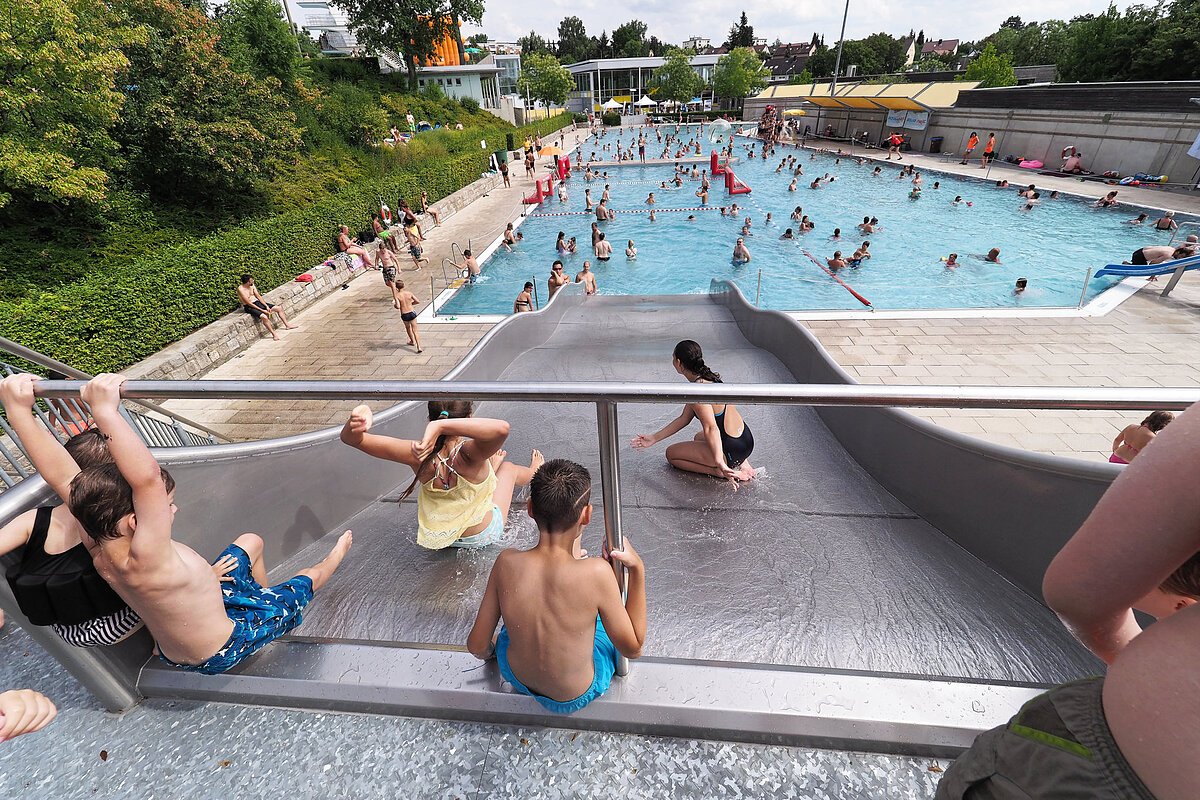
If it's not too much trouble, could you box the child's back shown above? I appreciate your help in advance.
[468,460,646,714]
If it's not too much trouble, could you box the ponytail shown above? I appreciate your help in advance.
[398,400,473,501]
[673,340,722,383]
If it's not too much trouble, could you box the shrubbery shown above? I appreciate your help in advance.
[602,111,621,126]
[0,113,573,372]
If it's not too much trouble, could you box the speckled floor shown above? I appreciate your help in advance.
[0,624,950,799]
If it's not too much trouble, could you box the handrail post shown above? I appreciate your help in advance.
[430,276,437,318]
[755,270,762,307]
[1077,267,1093,309]
[595,400,629,677]
[532,277,540,310]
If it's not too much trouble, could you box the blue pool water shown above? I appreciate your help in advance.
[440,126,1193,315]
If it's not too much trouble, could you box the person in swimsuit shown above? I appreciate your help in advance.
[340,401,544,550]
[237,275,297,341]
[1110,411,1174,464]
[513,282,534,313]
[393,280,422,353]
[0,374,144,647]
[631,340,756,486]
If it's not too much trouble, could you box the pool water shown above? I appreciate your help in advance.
[440,125,1193,315]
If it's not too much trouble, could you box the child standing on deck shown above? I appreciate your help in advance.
[467,460,646,713]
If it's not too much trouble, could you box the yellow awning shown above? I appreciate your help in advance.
[755,80,981,112]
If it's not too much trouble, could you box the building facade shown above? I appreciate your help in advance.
[566,55,721,113]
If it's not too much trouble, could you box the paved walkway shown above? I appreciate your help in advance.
[163,126,596,441]
[165,125,1200,461]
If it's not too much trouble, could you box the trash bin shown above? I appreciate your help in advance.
[493,148,508,165]
[506,132,515,152]
[929,136,944,154]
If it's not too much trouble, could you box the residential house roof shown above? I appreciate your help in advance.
[921,38,959,56]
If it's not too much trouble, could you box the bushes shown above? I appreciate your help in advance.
[602,111,621,126]
[0,151,488,373]
[459,96,480,113]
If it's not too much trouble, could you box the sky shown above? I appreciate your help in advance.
[464,0,1136,50]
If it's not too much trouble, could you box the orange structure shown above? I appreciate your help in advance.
[418,16,462,67]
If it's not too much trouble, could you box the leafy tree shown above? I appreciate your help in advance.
[651,48,702,105]
[913,55,950,71]
[712,47,769,108]
[1130,0,1200,80]
[1001,15,1026,29]
[116,0,301,196]
[332,0,485,90]
[612,19,649,58]
[915,30,925,49]
[0,0,140,212]
[593,31,610,58]
[517,30,551,56]
[788,69,814,85]
[805,44,835,77]
[467,32,489,47]
[518,52,573,106]
[960,42,1017,87]
[218,0,302,87]
[556,16,590,63]
[647,35,666,57]
[725,12,754,50]
[861,32,906,73]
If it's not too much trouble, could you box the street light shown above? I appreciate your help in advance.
[830,0,850,97]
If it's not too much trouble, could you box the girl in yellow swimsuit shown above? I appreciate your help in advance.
[341,401,543,549]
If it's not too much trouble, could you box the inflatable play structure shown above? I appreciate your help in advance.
[554,156,571,181]
[710,150,728,176]
[523,175,554,204]
[708,118,732,144]
[725,168,751,195]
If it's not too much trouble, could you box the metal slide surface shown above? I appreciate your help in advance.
[274,296,1099,684]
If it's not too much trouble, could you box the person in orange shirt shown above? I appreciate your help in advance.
[960,131,979,165]
[980,133,996,168]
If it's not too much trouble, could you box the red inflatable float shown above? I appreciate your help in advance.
[710,150,727,176]
[523,176,554,204]
[725,169,752,195]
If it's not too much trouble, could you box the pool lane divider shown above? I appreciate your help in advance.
[531,207,718,218]
[800,249,873,308]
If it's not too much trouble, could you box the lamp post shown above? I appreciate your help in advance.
[830,0,850,97]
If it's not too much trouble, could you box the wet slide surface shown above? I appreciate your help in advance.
[276,297,1100,684]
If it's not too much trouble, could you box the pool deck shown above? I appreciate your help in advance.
[163,125,1200,461]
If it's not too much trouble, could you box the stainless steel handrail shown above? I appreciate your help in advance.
[0,336,227,442]
[29,380,1199,411]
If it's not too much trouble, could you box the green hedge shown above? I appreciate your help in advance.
[0,114,574,374]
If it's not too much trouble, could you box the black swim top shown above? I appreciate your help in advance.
[7,506,129,626]
[714,406,755,468]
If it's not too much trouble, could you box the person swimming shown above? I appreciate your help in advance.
[631,340,755,485]
[341,401,544,550]
[943,253,959,267]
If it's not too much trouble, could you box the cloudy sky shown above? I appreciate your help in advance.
[464,0,1135,49]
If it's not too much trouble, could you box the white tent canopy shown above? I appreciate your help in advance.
[601,99,622,110]
[633,95,657,107]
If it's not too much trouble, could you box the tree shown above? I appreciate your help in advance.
[861,32,906,73]
[467,32,489,47]
[960,43,1017,87]
[913,55,950,72]
[805,44,835,77]
[725,11,754,50]
[593,31,610,58]
[0,0,140,212]
[1129,0,1198,81]
[518,52,573,106]
[116,0,301,196]
[712,47,769,108]
[218,0,302,87]
[650,48,702,105]
[787,69,814,84]
[612,20,649,58]
[517,30,551,56]
[1001,15,1026,29]
[332,0,485,90]
[556,16,589,64]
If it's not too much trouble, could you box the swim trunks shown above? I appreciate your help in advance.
[935,677,1157,800]
[495,616,618,714]
[243,300,274,319]
[157,543,313,675]
[448,504,504,549]
[382,265,397,284]
[400,311,417,322]
[1131,248,1149,266]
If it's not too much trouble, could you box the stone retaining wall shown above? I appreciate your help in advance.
[126,172,503,381]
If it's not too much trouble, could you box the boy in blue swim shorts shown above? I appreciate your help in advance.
[467,459,646,714]
[68,374,354,677]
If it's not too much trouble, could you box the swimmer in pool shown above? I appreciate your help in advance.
[857,216,874,234]
[645,192,655,205]
[732,238,751,263]
[625,240,637,259]
[810,178,822,190]
[985,247,1002,263]
[851,241,871,262]
[827,251,846,269]
[943,253,959,267]
[631,340,755,486]
[788,179,797,191]
[831,228,841,240]
[1128,213,1149,225]
[1015,277,1028,294]
[780,228,794,240]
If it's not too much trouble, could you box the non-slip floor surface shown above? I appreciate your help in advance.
[275,297,1100,684]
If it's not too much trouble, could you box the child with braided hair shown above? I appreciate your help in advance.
[631,340,756,487]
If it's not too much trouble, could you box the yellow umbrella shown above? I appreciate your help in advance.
[782,109,808,116]
[539,146,564,156]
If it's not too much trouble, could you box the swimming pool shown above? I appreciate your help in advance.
[439,125,1194,315]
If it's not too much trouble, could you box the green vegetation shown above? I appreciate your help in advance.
[651,49,703,106]
[712,48,770,109]
[960,44,1017,88]
[518,52,574,107]
[0,0,570,371]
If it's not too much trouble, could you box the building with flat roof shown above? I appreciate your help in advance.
[415,59,504,110]
[566,55,721,113]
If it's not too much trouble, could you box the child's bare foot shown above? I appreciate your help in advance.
[489,450,508,471]
[285,324,299,330]
[529,449,545,473]
[272,333,281,341]
[330,530,353,562]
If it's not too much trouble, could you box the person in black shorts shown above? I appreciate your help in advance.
[237,275,297,340]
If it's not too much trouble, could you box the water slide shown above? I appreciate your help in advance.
[1095,251,1200,278]
[0,284,1121,756]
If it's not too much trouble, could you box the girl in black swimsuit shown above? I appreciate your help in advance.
[631,340,755,486]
